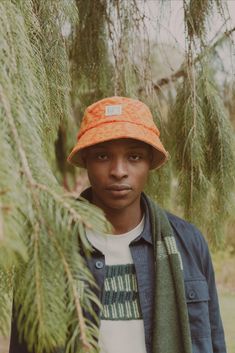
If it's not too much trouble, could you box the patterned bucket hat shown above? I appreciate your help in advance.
[67,96,169,169]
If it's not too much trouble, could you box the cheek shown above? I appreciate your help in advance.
[87,169,98,186]
[86,164,105,187]
[138,174,149,189]
[132,165,150,188]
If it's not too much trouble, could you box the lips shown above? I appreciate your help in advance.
[105,184,132,197]
[106,184,132,191]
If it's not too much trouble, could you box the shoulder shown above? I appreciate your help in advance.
[166,211,209,257]
[166,211,204,240]
[143,194,210,260]
[165,211,214,278]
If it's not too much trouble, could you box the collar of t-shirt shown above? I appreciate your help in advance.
[86,215,145,265]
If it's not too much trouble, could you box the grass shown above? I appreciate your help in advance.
[213,250,235,353]
[219,291,235,353]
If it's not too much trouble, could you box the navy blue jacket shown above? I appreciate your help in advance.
[85,199,226,353]
[9,199,226,353]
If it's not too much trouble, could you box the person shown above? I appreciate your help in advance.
[9,96,226,353]
[66,96,227,353]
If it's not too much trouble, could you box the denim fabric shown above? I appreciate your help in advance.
[168,212,227,353]
[9,199,227,353]
[85,204,227,353]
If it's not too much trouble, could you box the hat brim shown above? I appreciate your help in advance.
[67,121,169,170]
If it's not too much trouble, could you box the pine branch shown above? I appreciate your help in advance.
[1,0,234,349]
[169,61,235,245]
[35,183,106,231]
[34,222,44,339]
[138,26,235,93]
[0,86,36,186]
[0,2,105,349]
[0,269,13,336]
[54,240,91,351]
[1,83,106,234]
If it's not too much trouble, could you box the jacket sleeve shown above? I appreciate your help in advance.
[168,212,227,353]
[192,226,227,353]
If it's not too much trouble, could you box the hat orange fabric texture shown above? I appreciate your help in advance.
[67,96,169,169]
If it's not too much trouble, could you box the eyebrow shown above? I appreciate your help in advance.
[91,143,149,149]
[127,144,149,149]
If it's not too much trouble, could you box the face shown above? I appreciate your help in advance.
[82,138,152,213]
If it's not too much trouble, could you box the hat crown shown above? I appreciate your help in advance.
[79,96,159,138]
[68,96,168,169]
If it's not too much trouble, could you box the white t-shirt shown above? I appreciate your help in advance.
[86,216,147,353]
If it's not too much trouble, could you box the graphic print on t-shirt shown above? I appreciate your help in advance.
[101,264,142,320]
[86,215,147,353]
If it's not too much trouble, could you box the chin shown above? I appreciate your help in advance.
[103,200,129,210]
[104,196,138,211]
[93,190,140,211]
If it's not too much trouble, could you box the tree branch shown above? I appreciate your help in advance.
[0,86,35,186]
[35,183,101,231]
[0,86,103,233]
[139,26,235,94]
[54,240,91,350]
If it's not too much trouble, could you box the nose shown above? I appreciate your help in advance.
[110,158,128,179]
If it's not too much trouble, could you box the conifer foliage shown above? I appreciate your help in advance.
[169,0,235,243]
[0,1,107,352]
[0,0,235,352]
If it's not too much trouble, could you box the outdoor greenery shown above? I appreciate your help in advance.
[0,0,235,352]
[0,1,108,352]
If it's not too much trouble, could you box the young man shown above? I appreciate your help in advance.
[9,96,226,353]
[67,96,227,353]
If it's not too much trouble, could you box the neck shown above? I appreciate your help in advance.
[90,193,143,234]
[105,204,143,235]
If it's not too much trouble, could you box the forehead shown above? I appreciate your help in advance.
[86,138,151,151]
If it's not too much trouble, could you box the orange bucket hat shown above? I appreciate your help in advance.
[67,96,169,169]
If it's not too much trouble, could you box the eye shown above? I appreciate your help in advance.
[96,153,108,161]
[129,154,141,161]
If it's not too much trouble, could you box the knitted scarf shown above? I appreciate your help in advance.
[144,194,193,353]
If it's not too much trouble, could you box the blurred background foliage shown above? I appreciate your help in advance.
[0,0,235,352]
[68,0,235,249]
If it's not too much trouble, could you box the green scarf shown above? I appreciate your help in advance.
[145,195,193,353]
